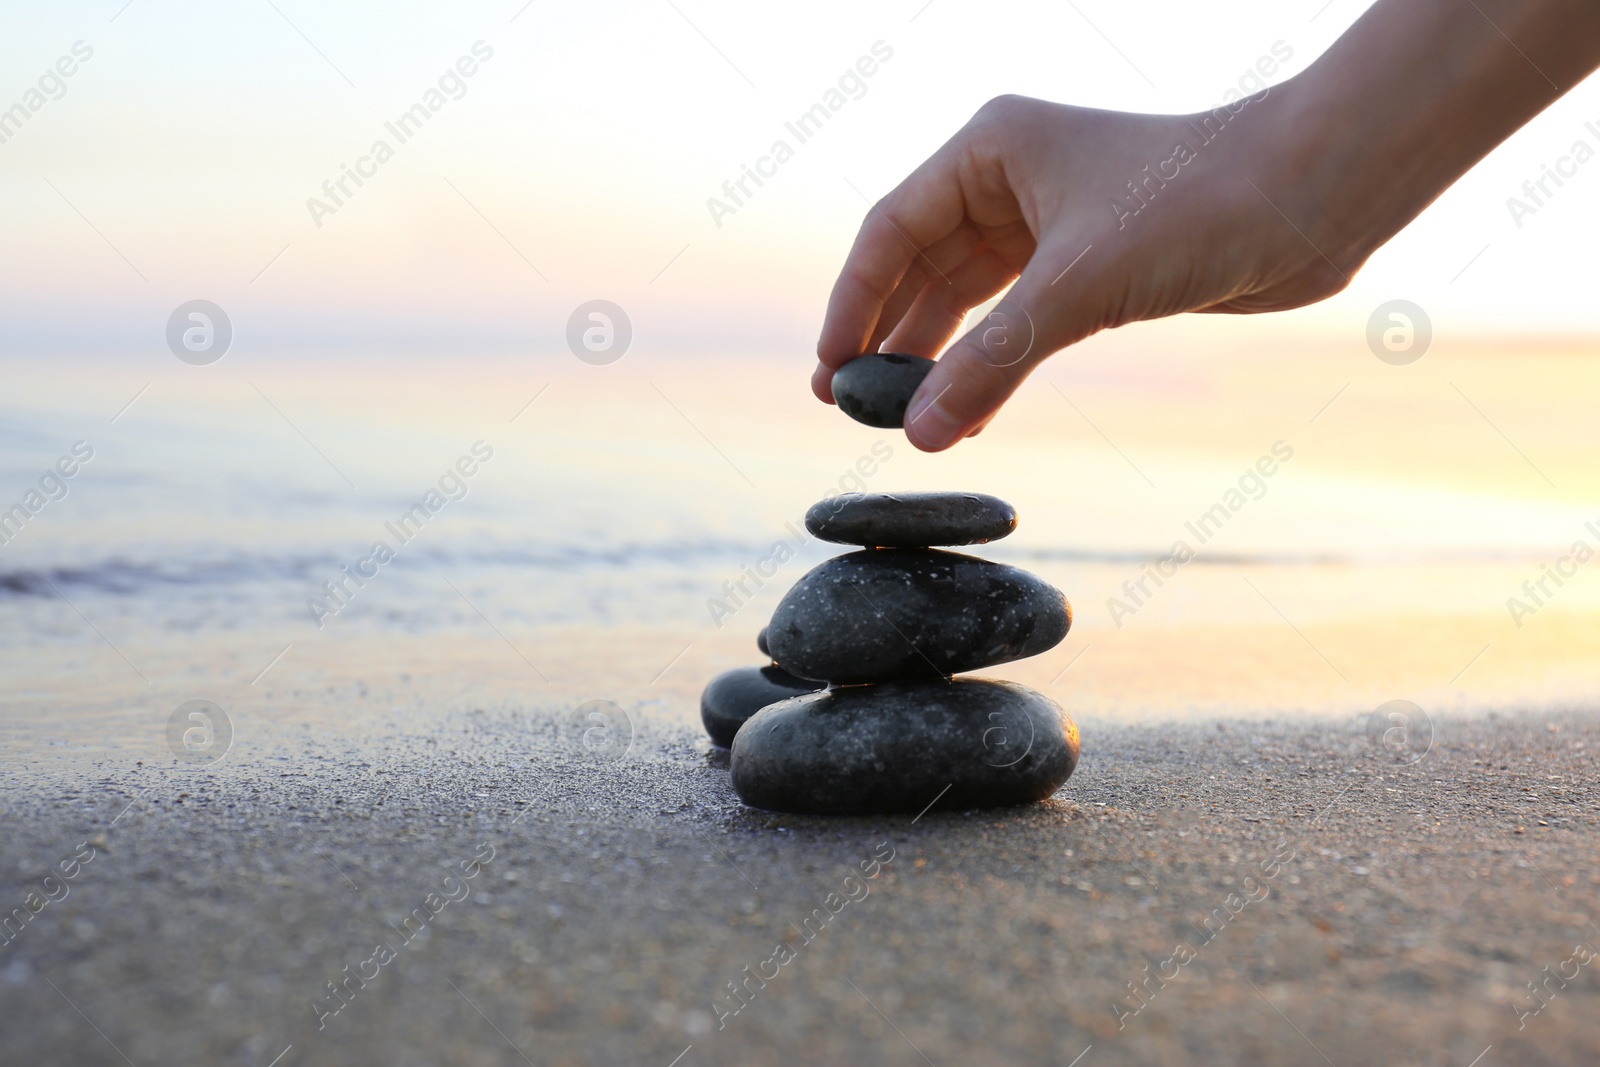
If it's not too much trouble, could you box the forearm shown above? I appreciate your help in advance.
[1267,0,1600,268]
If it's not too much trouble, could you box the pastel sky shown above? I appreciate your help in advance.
[3,0,1600,353]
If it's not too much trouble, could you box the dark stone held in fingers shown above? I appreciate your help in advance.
[830,353,936,428]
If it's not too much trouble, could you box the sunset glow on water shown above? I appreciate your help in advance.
[5,332,1597,760]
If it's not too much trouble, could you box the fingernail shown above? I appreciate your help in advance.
[903,386,962,450]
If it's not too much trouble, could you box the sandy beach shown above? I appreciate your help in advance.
[4,695,1597,1067]
[3,346,1599,1065]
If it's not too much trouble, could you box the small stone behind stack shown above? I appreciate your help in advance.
[729,491,1080,815]
[699,627,823,748]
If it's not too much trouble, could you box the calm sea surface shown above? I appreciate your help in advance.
[4,342,1598,763]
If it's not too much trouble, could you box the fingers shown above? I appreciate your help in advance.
[811,360,835,404]
[811,243,1011,405]
[903,242,1106,451]
[814,228,997,403]
[860,226,985,354]
[817,154,970,370]
[879,247,1018,358]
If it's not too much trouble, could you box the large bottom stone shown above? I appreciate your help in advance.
[730,679,1079,815]
[700,665,824,748]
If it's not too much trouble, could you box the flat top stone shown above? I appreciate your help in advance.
[829,352,935,429]
[806,491,1017,547]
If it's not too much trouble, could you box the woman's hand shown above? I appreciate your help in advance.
[812,91,1348,450]
[813,0,1600,451]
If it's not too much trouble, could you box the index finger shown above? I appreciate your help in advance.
[817,154,969,370]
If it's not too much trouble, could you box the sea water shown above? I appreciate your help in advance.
[3,341,1598,764]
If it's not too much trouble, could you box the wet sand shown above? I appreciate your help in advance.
[3,701,1598,1067]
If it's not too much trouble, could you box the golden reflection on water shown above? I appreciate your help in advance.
[2,334,1597,755]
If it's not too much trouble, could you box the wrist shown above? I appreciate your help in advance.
[1255,0,1600,276]
[1249,71,1410,276]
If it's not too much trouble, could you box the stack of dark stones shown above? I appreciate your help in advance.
[700,491,1080,816]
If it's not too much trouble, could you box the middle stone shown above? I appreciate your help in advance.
[766,548,1071,684]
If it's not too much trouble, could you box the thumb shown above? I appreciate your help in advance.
[902,246,1102,451]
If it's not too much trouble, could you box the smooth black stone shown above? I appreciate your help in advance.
[767,549,1070,684]
[830,353,935,428]
[806,491,1017,548]
[699,665,823,748]
[730,679,1079,815]
[756,626,770,658]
